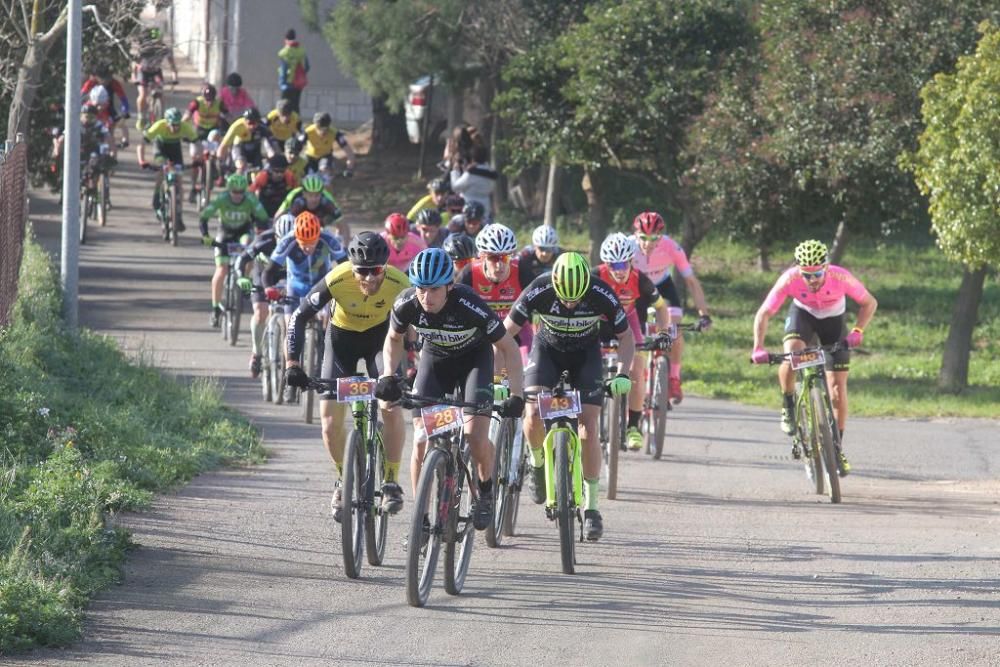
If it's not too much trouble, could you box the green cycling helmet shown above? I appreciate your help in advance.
[794,239,828,267]
[551,251,591,302]
[302,174,324,193]
[226,173,248,192]
[164,107,182,124]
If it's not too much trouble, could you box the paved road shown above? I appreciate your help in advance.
[17,109,1000,666]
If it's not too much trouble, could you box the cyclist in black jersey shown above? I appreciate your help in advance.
[375,248,524,532]
[504,252,635,541]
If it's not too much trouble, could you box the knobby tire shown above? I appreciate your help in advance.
[554,431,576,575]
[444,453,474,595]
[340,431,365,579]
[406,447,447,607]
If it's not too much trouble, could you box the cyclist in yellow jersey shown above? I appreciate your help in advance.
[266,99,301,146]
[137,107,198,221]
[406,177,449,222]
[182,83,229,202]
[284,136,308,180]
[303,111,356,175]
[217,108,273,173]
[284,232,411,518]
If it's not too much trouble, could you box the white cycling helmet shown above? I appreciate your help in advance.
[600,232,637,264]
[273,213,296,239]
[532,224,559,249]
[88,85,109,107]
[475,223,518,255]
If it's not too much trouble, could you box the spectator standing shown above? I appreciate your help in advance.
[278,29,310,115]
[449,145,497,220]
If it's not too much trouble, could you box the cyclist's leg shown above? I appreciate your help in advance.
[462,343,496,482]
[368,328,405,487]
[568,342,604,479]
[409,349,450,494]
[522,340,559,460]
[319,324,356,470]
[211,234,230,308]
[249,264,268,357]
[658,277,685,388]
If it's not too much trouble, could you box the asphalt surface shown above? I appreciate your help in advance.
[15,95,1000,666]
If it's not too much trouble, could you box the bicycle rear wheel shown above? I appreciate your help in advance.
[487,417,514,548]
[97,174,109,226]
[79,192,90,245]
[501,452,524,538]
[221,274,233,342]
[406,447,447,607]
[168,184,179,247]
[364,427,388,566]
[554,431,576,575]
[268,317,286,404]
[340,430,366,579]
[302,326,318,423]
[605,396,623,500]
[651,356,669,459]
[444,455,474,595]
[227,275,242,346]
[812,386,842,504]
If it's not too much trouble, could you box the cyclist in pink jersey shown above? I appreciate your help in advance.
[631,211,712,403]
[750,239,878,475]
[382,212,427,271]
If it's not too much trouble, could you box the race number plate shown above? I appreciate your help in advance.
[421,404,463,437]
[537,390,582,419]
[790,349,826,371]
[336,376,375,402]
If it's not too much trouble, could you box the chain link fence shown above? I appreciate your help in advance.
[0,139,29,328]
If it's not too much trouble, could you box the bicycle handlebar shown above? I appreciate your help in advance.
[399,391,489,412]
[763,341,846,366]
[524,369,606,401]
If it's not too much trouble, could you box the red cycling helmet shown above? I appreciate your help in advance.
[384,212,410,238]
[633,211,665,235]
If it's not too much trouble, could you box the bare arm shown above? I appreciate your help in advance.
[494,333,523,398]
[615,327,636,372]
[382,327,406,379]
[752,304,772,350]
[855,293,878,331]
[503,315,523,340]
[683,273,710,316]
[653,300,669,330]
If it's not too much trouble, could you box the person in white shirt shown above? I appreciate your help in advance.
[450,145,497,219]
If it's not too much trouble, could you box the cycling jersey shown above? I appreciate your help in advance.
[405,194,442,222]
[219,118,271,150]
[137,40,171,72]
[82,77,129,117]
[631,235,693,285]
[287,155,308,180]
[390,284,505,357]
[80,120,110,157]
[595,265,662,315]
[250,170,297,217]
[456,258,533,320]
[510,274,628,352]
[297,261,410,333]
[266,109,300,142]
[517,245,561,281]
[381,231,426,271]
[276,187,343,222]
[143,119,198,146]
[186,96,227,130]
[303,123,349,159]
[198,192,269,237]
[267,230,347,297]
[219,87,255,117]
[762,264,869,319]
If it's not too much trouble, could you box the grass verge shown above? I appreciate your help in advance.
[0,235,265,653]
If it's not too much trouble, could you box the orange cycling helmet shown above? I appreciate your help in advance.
[295,211,322,245]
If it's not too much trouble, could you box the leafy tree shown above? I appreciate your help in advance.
[498,0,753,259]
[903,21,1000,392]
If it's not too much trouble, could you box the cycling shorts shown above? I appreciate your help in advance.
[232,143,263,168]
[526,338,603,407]
[413,344,494,417]
[783,304,850,371]
[248,263,268,305]
[213,228,251,264]
[319,320,388,401]
[655,275,682,309]
[155,143,184,167]
[139,68,163,87]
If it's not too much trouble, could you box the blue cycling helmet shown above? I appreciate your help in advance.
[409,248,453,287]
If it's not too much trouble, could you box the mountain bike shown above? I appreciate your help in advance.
[641,319,705,459]
[306,374,388,579]
[761,342,845,504]
[300,316,324,422]
[260,286,293,403]
[144,161,183,245]
[597,339,626,500]
[530,371,604,575]
[487,372,525,545]
[401,389,492,607]
[195,136,220,211]
[215,242,247,346]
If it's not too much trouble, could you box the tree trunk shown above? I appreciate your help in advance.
[677,198,712,257]
[581,167,609,264]
[370,94,407,154]
[829,219,849,265]
[757,241,771,272]
[6,11,68,142]
[543,156,561,227]
[938,266,988,393]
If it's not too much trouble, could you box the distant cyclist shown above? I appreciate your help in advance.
[446,200,485,238]
[182,83,229,202]
[630,211,712,403]
[249,154,298,217]
[442,232,477,277]
[406,178,449,223]
[131,26,177,128]
[137,107,197,226]
[519,224,562,281]
[751,240,877,476]
[412,208,448,248]
[382,212,426,272]
[217,107,272,175]
[303,111,356,176]
[275,174,347,240]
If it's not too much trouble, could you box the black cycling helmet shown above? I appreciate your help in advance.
[225,72,243,88]
[348,231,390,268]
[284,136,303,154]
[267,154,289,170]
[428,178,448,194]
[202,83,217,102]
[415,208,442,227]
[462,201,485,221]
[313,111,332,128]
[243,107,261,123]
[443,233,477,261]
[94,62,111,79]
[276,99,293,116]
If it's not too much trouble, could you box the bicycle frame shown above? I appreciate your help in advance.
[541,422,584,511]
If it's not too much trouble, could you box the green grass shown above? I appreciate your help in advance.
[499,214,998,418]
[0,234,265,653]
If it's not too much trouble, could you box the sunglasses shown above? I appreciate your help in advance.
[800,268,826,280]
[354,266,385,277]
[609,261,630,272]
[483,253,511,263]
[454,258,473,271]
[637,234,660,243]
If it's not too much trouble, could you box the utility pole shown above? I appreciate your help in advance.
[60,0,82,328]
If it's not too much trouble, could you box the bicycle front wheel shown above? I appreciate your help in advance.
[168,184,179,247]
[651,356,669,459]
[268,317,286,404]
[340,430,366,579]
[487,418,514,548]
[302,326,318,423]
[365,427,388,566]
[97,174,109,227]
[444,455,474,595]
[554,431,576,575]
[228,276,242,346]
[605,396,623,500]
[812,386,842,504]
[79,192,90,245]
[406,447,447,608]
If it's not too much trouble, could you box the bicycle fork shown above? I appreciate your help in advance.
[541,426,584,514]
